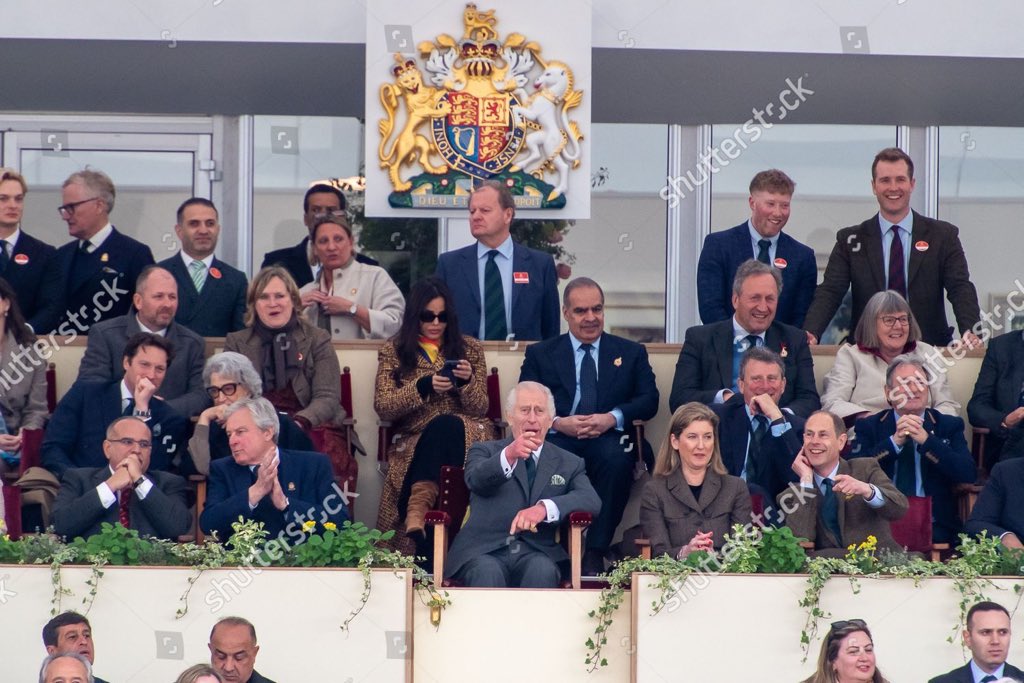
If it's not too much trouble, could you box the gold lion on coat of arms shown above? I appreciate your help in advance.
[378,56,452,192]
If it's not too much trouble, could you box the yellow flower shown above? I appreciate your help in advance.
[323,522,338,531]
[302,520,316,532]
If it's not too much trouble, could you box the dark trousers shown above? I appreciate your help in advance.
[454,542,561,588]
[547,430,648,551]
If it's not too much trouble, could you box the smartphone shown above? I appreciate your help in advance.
[440,359,460,381]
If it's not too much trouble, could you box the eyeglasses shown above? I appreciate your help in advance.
[206,382,240,399]
[419,311,448,323]
[830,619,867,633]
[57,197,101,217]
[106,437,153,450]
[879,315,910,328]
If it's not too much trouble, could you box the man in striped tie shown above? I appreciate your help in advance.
[435,180,560,342]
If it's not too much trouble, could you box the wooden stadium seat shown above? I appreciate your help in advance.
[890,495,950,561]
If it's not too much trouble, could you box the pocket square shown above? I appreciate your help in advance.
[550,474,566,486]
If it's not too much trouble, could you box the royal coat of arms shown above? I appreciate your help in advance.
[376,3,584,210]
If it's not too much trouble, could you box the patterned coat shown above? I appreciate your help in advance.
[374,336,495,551]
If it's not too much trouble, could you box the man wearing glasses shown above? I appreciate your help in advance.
[260,182,377,289]
[52,169,154,334]
[50,415,191,540]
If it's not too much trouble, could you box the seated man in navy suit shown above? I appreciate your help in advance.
[967,455,1024,550]
[42,332,187,480]
[436,180,559,341]
[158,197,248,337]
[0,168,62,333]
[670,259,820,416]
[445,382,601,588]
[51,416,191,541]
[200,397,348,543]
[53,169,155,334]
[967,328,1024,462]
[78,265,209,417]
[520,277,658,574]
[261,182,376,288]
[712,346,802,520]
[850,354,974,543]
[697,169,816,327]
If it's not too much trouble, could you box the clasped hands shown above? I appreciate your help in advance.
[678,530,714,560]
[892,413,928,447]
[302,289,353,317]
[105,454,145,493]
[248,451,289,511]
[554,413,615,439]
[507,429,547,534]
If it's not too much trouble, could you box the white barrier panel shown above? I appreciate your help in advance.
[632,574,1021,682]
[413,587,629,682]
[0,565,412,681]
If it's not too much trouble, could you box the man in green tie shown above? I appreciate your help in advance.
[782,410,907,558]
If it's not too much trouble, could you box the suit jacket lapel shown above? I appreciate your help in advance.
[908,212,929,286]
[596,334,615,405]
[555,336,577,409]
[532,447,558,501]
[510,243,528,314]
[461,246,482,316]
[713,323,734,389]
[667,470,700,511]
[865,218,886,292]
[696,471,722,512]
[172,255,202,304]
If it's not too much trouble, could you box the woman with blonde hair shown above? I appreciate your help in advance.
[174,663,223,683]
[800,619,888,683]
[640,402,751,560]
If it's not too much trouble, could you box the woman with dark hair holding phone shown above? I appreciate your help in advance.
[374,277,495,555]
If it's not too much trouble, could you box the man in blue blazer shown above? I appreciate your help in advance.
[520,277,657,573]
[51,416,191,540]
[436,180,559,341]
[0,169,63,333]
[967,329,1024,462]
[712,347,802,517]
[260,183,377,288]
[200,397,348,542]
[42,333,187,479]
[670,259,820,417]
[697,169,817,328]
[53,169,155,334]
[77,266,209,417]
[850,355,974,542]
[445,382,601,587]
[158,198,247,337]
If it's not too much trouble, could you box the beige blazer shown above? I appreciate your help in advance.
[301,261,404,340]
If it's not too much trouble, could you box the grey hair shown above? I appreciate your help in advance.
[738,346,785,380]
[732,259,782,297]
[562,277,604,307]
[885,353,932,387]
[105,415,150,440]
[223,397,280,441]
[505,381,556,418]
[203,351,263,397]
[63,169,115,213]
[39,652,93,683]
[854,290,922,347]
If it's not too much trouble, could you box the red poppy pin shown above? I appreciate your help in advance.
[209,267,222,279]
[773,257,788,269]
[13,254,28,265]
[914,241,929,252]
[780,343,789,358]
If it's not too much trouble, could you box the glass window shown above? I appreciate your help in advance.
[709,124,895,340]
[556,123,668,342]
[938,126,1024,333]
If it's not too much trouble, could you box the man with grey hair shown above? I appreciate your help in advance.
[445,381,601,587]
[199,397,346,541]
[39,652,93,683]
[435,180,560,341]
[670,258,819,417]
[52,168,155,333]
[849,353,974,542]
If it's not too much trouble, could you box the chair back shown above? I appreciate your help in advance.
[340,366,354,417]
[2,483,21,539]
[19,428,44,475]
[890,495,934,553]
[438,465,470,543]
[46,363,57,413]
[486,367,502,422]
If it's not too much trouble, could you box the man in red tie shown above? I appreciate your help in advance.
[803,147,981,347]
[50,416,191,540]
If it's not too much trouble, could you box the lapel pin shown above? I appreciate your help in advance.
[288,481,296,491]
[914,241,929,252]
[209,266,222,279]
[773,257,788,269]
[613,357,622,367]
[100,253,109,262]
[13,254,28,265]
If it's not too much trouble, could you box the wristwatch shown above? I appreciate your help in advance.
[133,475,146,488]
[348,303,358,316]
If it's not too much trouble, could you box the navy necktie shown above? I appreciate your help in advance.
[756,239,771,265]
[732,335,759,391]
[746,415,769,485]
[577,343,597,415]
[483,250,507,340]
[980,676,997,683]
[895,441,917,495]
[821,478,843,546]
[887,226,907,299]
[525,454,537,491]
[0,240,9,272]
